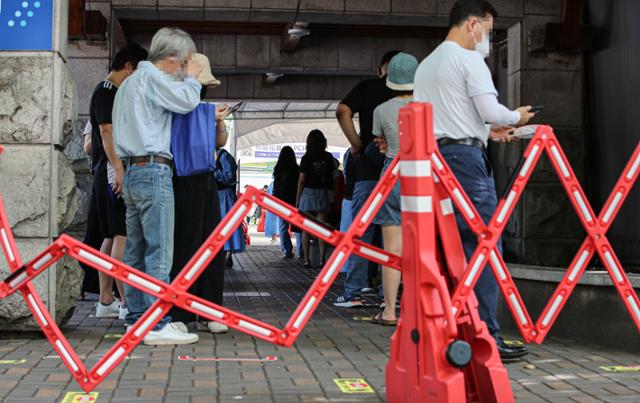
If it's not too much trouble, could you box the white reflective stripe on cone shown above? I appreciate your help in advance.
[400,160,431,177]
[401,196,432,213]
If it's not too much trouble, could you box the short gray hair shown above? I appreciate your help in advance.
[148,27,197,62]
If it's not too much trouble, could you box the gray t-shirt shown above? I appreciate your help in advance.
[372,97,413,158]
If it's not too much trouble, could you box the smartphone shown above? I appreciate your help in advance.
[226,102,244,116]
[529,105,544,113]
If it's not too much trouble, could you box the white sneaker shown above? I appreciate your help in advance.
[96,301,120,318]
[143,322,199,346]
[206,321,228,334]
[118,305,129,320]
[172,322,189,333]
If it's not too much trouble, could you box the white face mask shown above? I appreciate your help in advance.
[472,27,491,58]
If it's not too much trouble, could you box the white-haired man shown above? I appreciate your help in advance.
[113,28,203,345]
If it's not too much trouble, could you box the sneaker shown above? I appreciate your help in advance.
[198,322,229,334]
[172,322,189,333]
[361,287,375,294]
[143,322,199,346]
[96,301,120,318]
[333,296,363,308]
[118,305,129,321]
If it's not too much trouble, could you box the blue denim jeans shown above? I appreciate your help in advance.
[440,144,501,339]
[122,163,174,329]
[279,218,293,257]
[295,232,303,257]
[343,180,378,300]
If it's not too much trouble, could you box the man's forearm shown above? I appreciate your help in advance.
[100,126,123,169]
[337,114,362,151]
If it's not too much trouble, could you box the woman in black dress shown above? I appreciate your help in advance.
[169,54,230,334]
[272,146,300,258]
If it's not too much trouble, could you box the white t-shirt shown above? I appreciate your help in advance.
[414,41,497,145]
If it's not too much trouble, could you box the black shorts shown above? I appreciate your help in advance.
[93,180,126,238]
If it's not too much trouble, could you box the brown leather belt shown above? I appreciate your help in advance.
[437,137,486,152]
[123,155,172,167]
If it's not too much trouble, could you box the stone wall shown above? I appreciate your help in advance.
[0,0,83,330]
[0,53,81,329]
[504,6,586,267]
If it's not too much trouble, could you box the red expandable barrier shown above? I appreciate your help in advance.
[0,105,637,401]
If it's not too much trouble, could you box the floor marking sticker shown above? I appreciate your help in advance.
[502,339,525,346]
[352,316,371,321]
[61,392,99,402]
[0,359,26,364]
[600,365,640,372]
[103,334,123,339]
[334,379,375,393]
[178,355,278,363]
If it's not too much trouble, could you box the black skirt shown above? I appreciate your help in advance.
[169,171,225,323]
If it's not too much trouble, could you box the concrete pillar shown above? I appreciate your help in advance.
[0,0,82,329]
[505,7,586,267]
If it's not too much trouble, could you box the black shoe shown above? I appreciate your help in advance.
[225,256,233,269]
[497,338,528,360]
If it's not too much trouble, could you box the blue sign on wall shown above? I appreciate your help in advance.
[0,0,53,50]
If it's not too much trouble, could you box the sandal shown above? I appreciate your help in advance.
[370,311,397,326]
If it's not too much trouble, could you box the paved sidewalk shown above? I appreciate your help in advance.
[0,245,638,402]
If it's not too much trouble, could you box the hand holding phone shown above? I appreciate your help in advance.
[529,105,544,113]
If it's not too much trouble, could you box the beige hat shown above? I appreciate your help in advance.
[192,53,221,87]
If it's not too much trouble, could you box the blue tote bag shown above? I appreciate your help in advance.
[171,103,217,177]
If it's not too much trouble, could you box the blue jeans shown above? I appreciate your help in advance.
[279,218,293,257]
[440,145,501,339]
[122,163,174,329]
[339,198,353,273]
[295,232,303,257]
[343,180,378,300]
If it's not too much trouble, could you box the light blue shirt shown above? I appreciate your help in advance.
[113,61,202,159]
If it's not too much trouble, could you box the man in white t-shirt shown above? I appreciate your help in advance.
[414,0,535,360]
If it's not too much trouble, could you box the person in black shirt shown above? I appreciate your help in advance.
[333,50,400,307]
[273,146,299,258]
[296,130,337,268]
[88,44,148,319]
